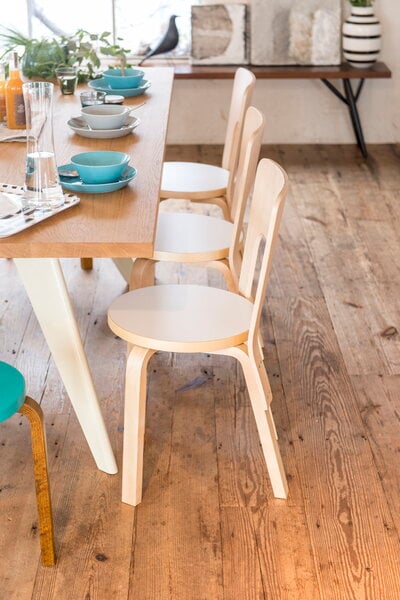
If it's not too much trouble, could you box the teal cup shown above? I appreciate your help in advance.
[102,68,145,89]
[70,151,130,184]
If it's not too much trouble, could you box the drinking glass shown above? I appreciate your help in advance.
[23,81,64,210]
[80,90,106,107]
[55,66,78,95]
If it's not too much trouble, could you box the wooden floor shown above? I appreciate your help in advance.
[1,145,400,599]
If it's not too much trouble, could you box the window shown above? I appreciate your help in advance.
[1,0,194,57]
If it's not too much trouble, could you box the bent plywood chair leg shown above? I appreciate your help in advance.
[216,345,287,499]
[197,259,238,292]
[80,258,93,270]
[130,258,156,291]
[195,196,231,221]
[19,397,56,566]
[122,346,156,506]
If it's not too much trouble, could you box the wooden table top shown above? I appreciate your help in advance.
[0,67,174,258]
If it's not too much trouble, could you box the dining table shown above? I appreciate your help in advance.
[0,67,174,474]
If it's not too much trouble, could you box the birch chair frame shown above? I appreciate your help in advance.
[0,362,55,566]
[130,106,265,294]
[160,67,256,220]
[108,158,289,506]
[80,68,255,274]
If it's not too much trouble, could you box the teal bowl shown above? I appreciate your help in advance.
[102,68,145,89]
[70,151,130,184]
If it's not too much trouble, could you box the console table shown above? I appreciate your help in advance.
[172,62,392,158]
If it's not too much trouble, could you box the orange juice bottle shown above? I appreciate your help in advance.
[5,52,26,129]
[0,63,6,124]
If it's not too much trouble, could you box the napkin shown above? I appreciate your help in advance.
[0,192,21,218]
[0,125,27,142]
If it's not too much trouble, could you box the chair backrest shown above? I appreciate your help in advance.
[238,158,288,352]
[222,68,256,174]
[227,106,265,286]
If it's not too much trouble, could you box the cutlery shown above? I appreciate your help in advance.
[130,102,146,111]
[59,169,80,178]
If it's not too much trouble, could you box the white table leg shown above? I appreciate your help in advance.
[14,258,117,474]
[112,258,134,284]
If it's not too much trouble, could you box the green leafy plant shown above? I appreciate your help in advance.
[349,0,374,6]
[0,27,131,82]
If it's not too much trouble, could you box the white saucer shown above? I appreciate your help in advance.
[67,115,140,139]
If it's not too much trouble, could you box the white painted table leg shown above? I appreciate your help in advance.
[112,258,134,284]
[14,258,117,474]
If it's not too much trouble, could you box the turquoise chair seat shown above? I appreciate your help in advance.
[0,361,26,422]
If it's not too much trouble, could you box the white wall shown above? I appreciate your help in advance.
[167,0,399,144]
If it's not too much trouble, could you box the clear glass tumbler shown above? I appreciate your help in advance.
[23,81,64,210]
[55,66,78,95]
[80,90,106,107]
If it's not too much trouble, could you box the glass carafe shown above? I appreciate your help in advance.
[22,81,64,210]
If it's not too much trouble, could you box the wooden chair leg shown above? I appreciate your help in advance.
[239,351,287,499]
[192,196,230,220]
[19,397,56,566]
[122,346,155,506]
[217,345,287,499]
[197,259,238,292]
[129,258,156,291]
[80,258,93,270]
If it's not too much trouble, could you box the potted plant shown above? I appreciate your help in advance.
[0,27,131,82]
[342,0,382,68]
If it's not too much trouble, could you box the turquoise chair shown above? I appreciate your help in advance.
[0,361,55,566]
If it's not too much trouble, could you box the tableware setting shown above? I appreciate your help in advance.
[67,115,140,139]
[58,150,137,194]
[88,78,151,98]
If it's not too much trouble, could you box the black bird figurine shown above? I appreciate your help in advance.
[138,15,179,65]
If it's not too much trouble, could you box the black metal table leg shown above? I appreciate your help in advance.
[321,78,368,159]
[343,79,368,158]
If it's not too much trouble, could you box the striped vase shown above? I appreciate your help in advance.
[342,6,381,68]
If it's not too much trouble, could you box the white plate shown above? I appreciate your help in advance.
[67,115,140,139]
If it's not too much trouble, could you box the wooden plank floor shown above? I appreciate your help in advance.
[1,145,400,599]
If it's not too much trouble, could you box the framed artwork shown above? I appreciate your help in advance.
[251,0,341,66]
[191,4,248,65]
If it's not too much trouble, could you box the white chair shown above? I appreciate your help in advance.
[108,158,289,506]
[160,67,256,220]
[130,106,264,293]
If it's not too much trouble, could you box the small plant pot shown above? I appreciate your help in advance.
[342,6,381,68]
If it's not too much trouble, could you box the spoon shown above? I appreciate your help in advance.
[120,55,127,77]
[71,117,92,130]
[59,169,80,178]
[129,102,145,112]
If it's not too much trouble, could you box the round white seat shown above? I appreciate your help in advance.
[154,213,233,262]
[160,162,229,199]
[108,284,253,353]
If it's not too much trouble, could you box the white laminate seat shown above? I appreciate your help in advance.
[160,162,229,200]
[154,213,233,262]
[108,284,252,353]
